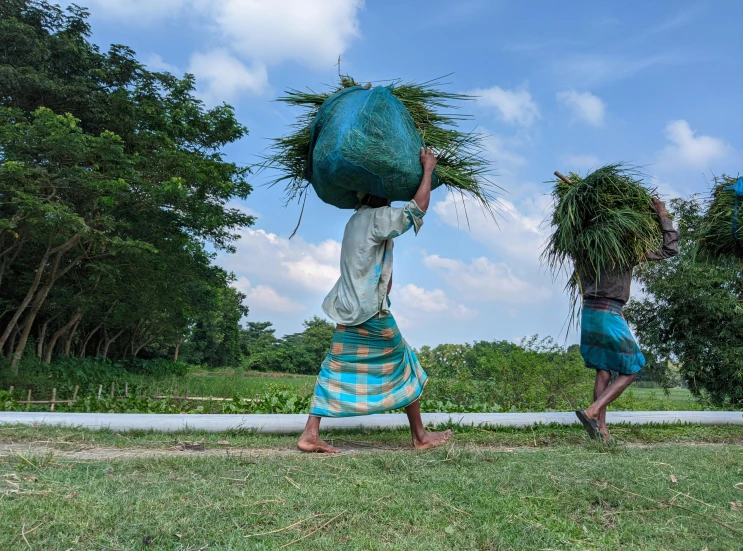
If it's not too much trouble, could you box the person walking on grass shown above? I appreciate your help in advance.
[575,198,679,441]
[298,147,452,454]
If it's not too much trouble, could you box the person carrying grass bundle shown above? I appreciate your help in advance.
[575,194,678,441]
[297,147,452,454]
[545,166,680,441]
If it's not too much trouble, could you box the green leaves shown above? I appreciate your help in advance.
[627,197,743,407]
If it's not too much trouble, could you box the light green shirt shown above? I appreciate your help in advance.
[322,200,425,326]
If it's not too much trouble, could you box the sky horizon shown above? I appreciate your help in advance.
[56,0,742,348]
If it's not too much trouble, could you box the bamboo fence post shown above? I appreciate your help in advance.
[72,385,79,403]
[156,386,160,399]
[97,385,103,400]
[8,386,13,395]
[50,388,57,411]
[26,390,31,411]
[125,382,129,398]
[185,388,188,401]
[110,382,115,399]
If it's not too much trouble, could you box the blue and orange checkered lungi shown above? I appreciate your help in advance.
[580,298,646,375]
[309,314,428,417]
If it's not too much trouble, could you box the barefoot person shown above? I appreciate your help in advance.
[575,198,679,441]
[298,147,452,453]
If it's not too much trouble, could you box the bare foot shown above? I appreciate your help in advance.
[297,434,340,454]
[413,430,452,450]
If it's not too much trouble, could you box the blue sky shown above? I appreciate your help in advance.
[63,0,742,347]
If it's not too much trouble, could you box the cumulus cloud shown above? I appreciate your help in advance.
[424,255,551,304]
[202,0,363,68]
[218,228,341,296]
[658,120,733,169]
[433,194,548,266]
[470,85,540,126]
[233,277,304,313]
[188,50,269,104]
[77,0,363,70]
[556,90,606,126]
[394,284,475,317]
[142,53,181,74]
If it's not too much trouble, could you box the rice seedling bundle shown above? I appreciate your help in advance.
[542,164,663,317]
[263,75,495,211]
[698,176,743,260]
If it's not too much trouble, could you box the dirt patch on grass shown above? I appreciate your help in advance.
[1,439,741,462]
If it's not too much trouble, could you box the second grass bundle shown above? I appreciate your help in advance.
[543,164,664,315]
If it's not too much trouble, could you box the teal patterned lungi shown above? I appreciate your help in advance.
[310,314,428,417]
[580,298,646,375]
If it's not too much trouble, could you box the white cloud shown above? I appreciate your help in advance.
[233,277,304,313]
[658,120,733,169]
[394,284,475,317]
[470,85,540,126]
[219,228,341,295]
[188,50,269,104]
[143,53,180,75]
[556,90,606,126]
[433,194,548,266]
[424,255,551,304]
[202,0,363,68]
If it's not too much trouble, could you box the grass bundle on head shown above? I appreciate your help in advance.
[698,175,743,260]
[542,164,663,322]
[262,75,495,212]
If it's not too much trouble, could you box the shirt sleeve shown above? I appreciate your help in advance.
[645,218,680,261]
[370,200,426,242]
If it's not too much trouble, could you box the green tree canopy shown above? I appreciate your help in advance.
[0,0,253,370]
[626,196,743,406]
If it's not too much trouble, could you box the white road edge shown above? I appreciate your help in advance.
[1,411,741,434]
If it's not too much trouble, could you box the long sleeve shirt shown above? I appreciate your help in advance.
[322,200,425,326]
[580,218,680,304]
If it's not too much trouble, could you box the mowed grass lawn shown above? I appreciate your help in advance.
[1,425,742,550]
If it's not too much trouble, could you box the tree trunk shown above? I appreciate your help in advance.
[64,318,81,356]
[10,246,83,372]
[44,309,82,364]
[80,324,101,357]
[174,336,183,361]
[0,244,53,353]
[102,328,125,360]
[95,337,103,357]
[5,324,19,360]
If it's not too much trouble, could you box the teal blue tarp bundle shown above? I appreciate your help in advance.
[263,76,495,216]
[307,86,442,209]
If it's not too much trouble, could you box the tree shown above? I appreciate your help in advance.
[0,1,253,370]
[626,197,743,406]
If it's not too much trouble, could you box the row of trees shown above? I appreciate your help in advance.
[627,195,743,406]
[0,1,252,371]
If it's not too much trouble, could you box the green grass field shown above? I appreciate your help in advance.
[151,370,317,398]
[1,425,741,550]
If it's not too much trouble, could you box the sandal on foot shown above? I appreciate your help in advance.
[575,410,600,440]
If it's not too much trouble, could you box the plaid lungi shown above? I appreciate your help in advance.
[580,298,646,375]
[309,314,428,417]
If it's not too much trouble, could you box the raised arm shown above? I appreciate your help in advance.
[413,147,437,213]
[645,198,680,261]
